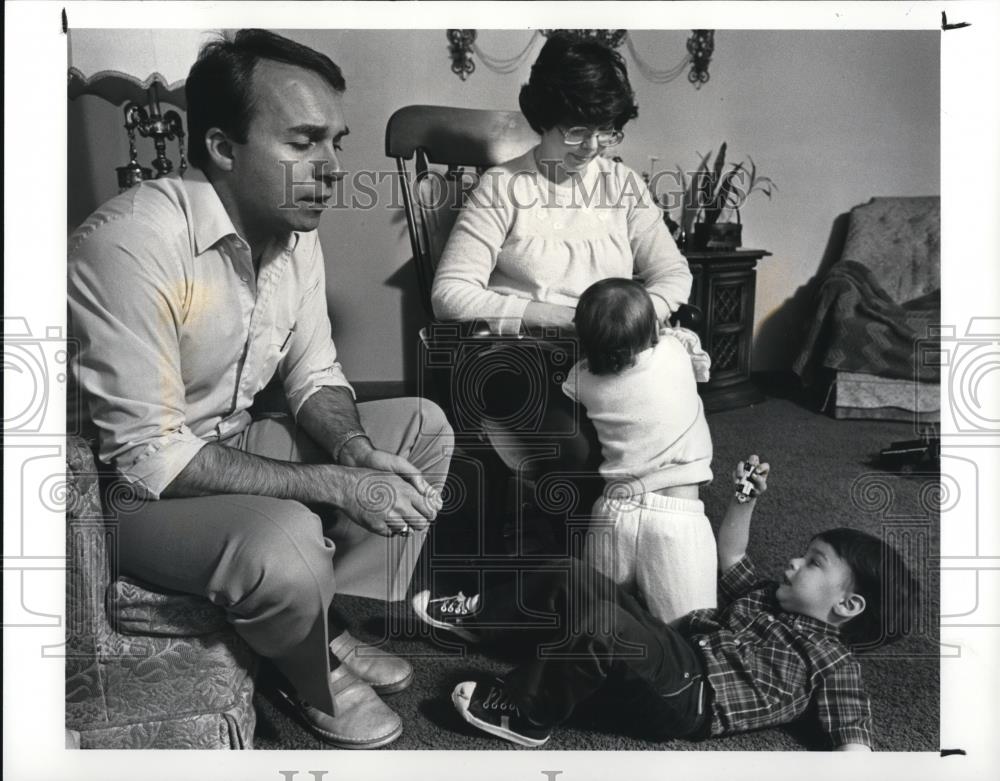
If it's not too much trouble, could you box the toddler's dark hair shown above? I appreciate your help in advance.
[518,35,639,135]
[812,527,922,649]
[575,278,659,376]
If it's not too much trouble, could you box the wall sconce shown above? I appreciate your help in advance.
[446,29,716,88]
[67,30,207,191]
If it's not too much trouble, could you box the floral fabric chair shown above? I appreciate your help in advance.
[65,435,256,749]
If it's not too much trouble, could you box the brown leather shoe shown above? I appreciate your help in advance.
[329,630,414,695]
[278,665,403,749]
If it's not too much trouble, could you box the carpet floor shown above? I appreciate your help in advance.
[252,394,940,751]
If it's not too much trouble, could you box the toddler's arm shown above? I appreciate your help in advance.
[717,455,770,572]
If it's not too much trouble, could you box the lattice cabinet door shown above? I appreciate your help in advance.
[685,249,770,411]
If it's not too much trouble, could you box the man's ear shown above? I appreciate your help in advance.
[833,592,866,620]
[204,128,236,172]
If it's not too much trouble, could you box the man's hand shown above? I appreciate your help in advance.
[336,465,441,537]
[339,438,443,536]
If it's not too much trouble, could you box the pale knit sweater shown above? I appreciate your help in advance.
[563,330,714,493]
[431,149,692,335]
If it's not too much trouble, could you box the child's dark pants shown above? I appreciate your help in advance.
[477,558,710,740]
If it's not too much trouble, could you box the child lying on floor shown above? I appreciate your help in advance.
[412,457,920,750]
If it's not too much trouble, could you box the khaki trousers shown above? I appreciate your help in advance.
[115,397,453,714]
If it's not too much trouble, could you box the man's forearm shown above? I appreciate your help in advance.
[717,497,755,572]
[296,386,370,463]
[162,442,347,504]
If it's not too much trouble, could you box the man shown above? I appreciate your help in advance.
[68,29,453,749]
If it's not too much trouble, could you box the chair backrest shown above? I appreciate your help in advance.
[385,105,538,319]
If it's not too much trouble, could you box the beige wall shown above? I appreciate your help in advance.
[68,29,939,380]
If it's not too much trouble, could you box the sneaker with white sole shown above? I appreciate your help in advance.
[452,678,551,747]
[411,590,482,643]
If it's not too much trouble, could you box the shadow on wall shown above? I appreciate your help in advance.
[753,211,851,375]
[68,98,100,231]
[385,258,426,391]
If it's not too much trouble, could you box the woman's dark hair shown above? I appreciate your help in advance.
[186,29,346,170]
[575,278,659,376]
[812,527,922,649]
[518,35,639,134]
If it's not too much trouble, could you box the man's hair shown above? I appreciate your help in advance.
[186,29,346,170]
[518,35,639,135]
[812,527,921,649]
[575,278,659,376]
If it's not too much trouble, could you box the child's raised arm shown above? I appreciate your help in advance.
[717,455,770,572]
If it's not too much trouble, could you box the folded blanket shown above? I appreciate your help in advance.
[793,260,939,385]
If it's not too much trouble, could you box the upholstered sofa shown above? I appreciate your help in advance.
[65,435,256,749]
[793,196,940,421]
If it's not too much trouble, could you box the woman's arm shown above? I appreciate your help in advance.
[431,173,532,336]
[623,165,693,320]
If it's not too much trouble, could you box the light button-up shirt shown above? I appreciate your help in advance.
[68,168,352,498]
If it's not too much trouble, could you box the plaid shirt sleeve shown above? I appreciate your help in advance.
[718,555,764,605]
[814,658,873,749]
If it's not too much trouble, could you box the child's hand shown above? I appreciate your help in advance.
[733,455,770,502]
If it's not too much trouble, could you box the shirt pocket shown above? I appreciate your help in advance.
[262,318,297,384]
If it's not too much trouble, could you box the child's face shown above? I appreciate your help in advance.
[775,539,858,623]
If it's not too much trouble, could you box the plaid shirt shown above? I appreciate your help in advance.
[676,556,873,749]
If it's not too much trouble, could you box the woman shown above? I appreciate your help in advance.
[431,35,693,548]
[432,35,692,334]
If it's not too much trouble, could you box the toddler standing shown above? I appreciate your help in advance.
[563,277,715,623]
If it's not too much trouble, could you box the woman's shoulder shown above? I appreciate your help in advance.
[481,148,538,180]
[590,156,651,201]
[466,148,539,207]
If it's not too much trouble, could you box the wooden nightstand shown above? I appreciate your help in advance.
[684,248,771,412]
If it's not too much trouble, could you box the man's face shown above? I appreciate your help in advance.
[228,59,348,239]
[775,539,857,623]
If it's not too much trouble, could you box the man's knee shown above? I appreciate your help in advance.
[418,398,454,447]
[216,498,335,619]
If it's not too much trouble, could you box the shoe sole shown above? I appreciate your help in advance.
[411,590,481,643]
[451,682,549,748]
[369,666,414,697]
[275,687,404,749]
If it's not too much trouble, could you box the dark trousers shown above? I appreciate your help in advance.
[476,557,710,740]
[470,340,605,554]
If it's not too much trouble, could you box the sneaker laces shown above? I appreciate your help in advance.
[481,683,520,713]
[433,591,480,616]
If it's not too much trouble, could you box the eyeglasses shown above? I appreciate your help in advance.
[560,126,625,148]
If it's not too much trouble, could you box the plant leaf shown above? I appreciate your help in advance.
[711,163,745,224]
[711,142,728,193]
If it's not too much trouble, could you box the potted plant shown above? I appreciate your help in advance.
[672,143,777,251]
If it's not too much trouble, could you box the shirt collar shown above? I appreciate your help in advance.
[183,166,243,255]
[183,167,302,259]
[763,584,843,638]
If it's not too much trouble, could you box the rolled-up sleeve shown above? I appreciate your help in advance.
[718,555,762,604]
[280,236,354,415]
[624,166,692,318]
[68,216,206,499]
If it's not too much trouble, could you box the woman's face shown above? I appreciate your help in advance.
[535,124,604,182]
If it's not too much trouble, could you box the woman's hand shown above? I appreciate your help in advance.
[522,301,576,333]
